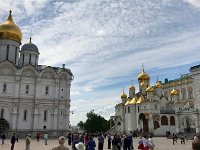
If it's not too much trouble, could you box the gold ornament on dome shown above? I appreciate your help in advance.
[129,97,137,105]
[136,96,144,104]
[0,10,22,43]
[154,81,162,88]
[138,69,150,81]
[121,92,127,99]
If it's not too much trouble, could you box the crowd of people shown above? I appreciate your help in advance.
[1,131,200,149]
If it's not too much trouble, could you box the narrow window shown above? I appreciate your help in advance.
[24,110,27,121]
[154,104,157,110]
[22,54,24,65]
[3,83,7,93]
[1,109,4,118]
[44,110,47,121]
[25,85,29,94]
[62,89,64,91]
[128,106,130,113]
[15,47,17,63]
[124,108,126,114]
[138,106,140,113]
[29,54,31,64]
[45,86,49,95]
[6,45,9,60]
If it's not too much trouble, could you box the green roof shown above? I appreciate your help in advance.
[190,64,200,71]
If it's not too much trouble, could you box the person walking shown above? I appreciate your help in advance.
[148,136,155,150]
[1,132,5,144]
[143,136,149,150]
[52,136,69,150]
[87,136,96,150]
[44,133,48,145]
[124,135,131,150]
[138,136,144,150]
[192,139,200,150]
[25,134,31,150]
[67,132,72,145]
[98,133,104,150]
[107,133,112,149]
[36,132,40,142]
[10,133,16,150]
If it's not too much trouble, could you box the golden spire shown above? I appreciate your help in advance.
[121,87,127,99]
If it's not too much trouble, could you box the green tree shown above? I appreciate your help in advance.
[77,110,110,133]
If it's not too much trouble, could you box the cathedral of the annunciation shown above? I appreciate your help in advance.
[113,65,200,136]
[0,11,73,136]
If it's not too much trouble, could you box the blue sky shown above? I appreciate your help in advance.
[0,0,200,125]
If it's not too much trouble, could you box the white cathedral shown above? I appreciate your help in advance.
[0,11,73,136]
[113,65,200,136]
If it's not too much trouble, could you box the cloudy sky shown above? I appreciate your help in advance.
[0,0,200,125]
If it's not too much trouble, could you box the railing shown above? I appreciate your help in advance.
[176,108,197,113]
[160,110,175,114]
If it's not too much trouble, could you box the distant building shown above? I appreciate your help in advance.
[113,65,200,136]
[0,11,73,136]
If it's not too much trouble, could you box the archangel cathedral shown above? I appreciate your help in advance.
[113,65,200,136]
[0,11,73,136]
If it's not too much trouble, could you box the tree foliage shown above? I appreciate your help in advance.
[77,110,110,133]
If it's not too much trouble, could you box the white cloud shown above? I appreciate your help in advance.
[185,0,200,8]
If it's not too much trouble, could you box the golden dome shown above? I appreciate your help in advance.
[170,89,179,96]
[154,81,162,88]
[146,86,154,92]
[129,85,135,91]
[0,11,22,43]
[129,97,137,104]
[125,100,130,106]
[138,69,150,81]
[121,92,127,99]
[140,82,147,87]
[136,96,144,104]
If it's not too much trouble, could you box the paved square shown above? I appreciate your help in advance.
[0,137,193,150]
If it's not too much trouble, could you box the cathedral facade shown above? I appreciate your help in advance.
[113,65,200,136]
[0,11,73,136]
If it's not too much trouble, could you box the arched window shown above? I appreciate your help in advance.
[118,122,121,126]
[24,109,27,121]
[154,121,160,130]
[3,83,7,93]
[44,110,47,121]
[181,89,186,99]
[128,106,130,113]
[45,86,49,95]
[188,88,193,99]
[1,109,4,118]
[170,116,175,126]
[25,85,29,94]
[161,116,168,125]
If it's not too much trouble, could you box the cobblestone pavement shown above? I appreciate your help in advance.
[0,137,192,150]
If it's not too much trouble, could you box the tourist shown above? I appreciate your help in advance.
[143,136,149,150]
[36,132,40,142]
[10,133,16,150]
[107,133,112,149]
[25,134,31,150]
[138,136,144,150]
[72,133,80,150]
[192,139,200,150]
[84,133,89,147]
[67,132,72,145]
[98,133,104,150]
[15,133,19,142]
[148,136,155,150]
[1,132,5,144]
[194,135,198,140]
[112,134,121,150]
[128,133,133,149]
[44,133,48,145]
[75,142,85,150]
[124,135,131,150]
[172,133,177,145]
[87,135,96,150]
[52,136,69,150]
[181,135,185,144]
[121,135,125,149]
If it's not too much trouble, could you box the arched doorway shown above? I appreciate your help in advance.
[139,113,149,133]
[180,116,196,133]
[0,118,9,133]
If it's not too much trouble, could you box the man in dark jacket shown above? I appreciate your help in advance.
[10,133,16,150]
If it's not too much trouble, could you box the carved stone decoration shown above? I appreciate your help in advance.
[194,78,200,109]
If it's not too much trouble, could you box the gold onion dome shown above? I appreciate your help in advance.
[121,92,127,99]
[138,69,150,81]
[146,86,154,92]
[129,97,137,104]
[140,82,147,87]
[0,10,22,43]
[154,81,162,88]
[136,96,144,104]
[129,85,135,91]
[125,100,130,106]
[170,89,179,96]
